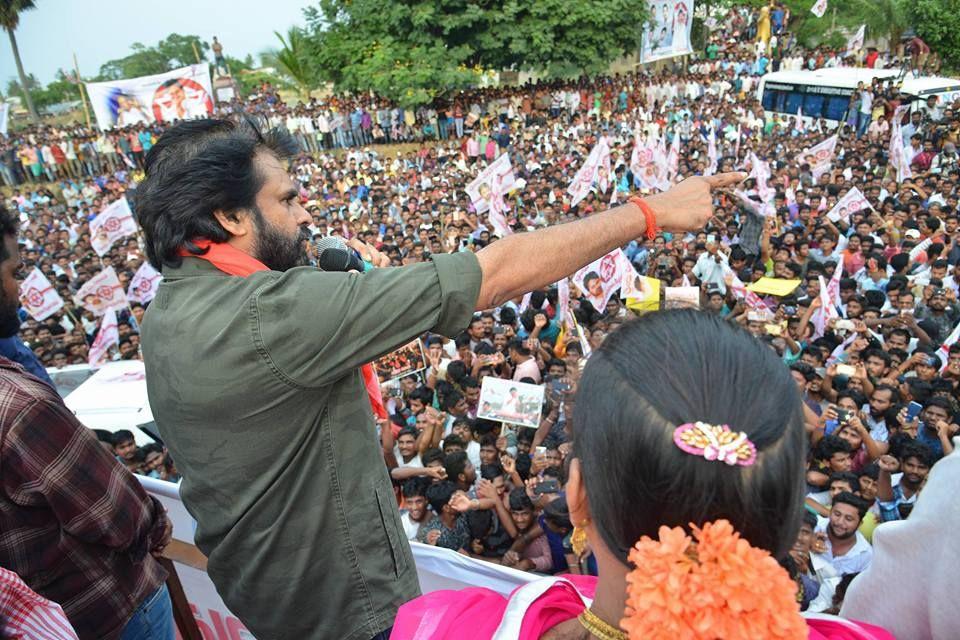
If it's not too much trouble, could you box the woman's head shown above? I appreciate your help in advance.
[570,310,807,563]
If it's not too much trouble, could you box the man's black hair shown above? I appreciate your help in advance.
[829,471,861,494]
[443,451,469,483]
[136,116,299,269]
[402,477,429,499]
[814,435,852,462]
[425,480,457,515]
[832,491,869,520]
[0,204,19,263]
[111,429,135,445]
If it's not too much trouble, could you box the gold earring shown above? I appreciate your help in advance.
[571,519,590,558]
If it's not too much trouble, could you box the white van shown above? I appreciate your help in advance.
[757,68,960,125]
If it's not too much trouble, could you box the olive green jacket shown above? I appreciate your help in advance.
[141,252,482,640]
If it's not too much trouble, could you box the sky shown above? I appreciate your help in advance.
[1,0,311,86]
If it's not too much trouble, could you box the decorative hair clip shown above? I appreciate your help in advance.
[673,422,757,467]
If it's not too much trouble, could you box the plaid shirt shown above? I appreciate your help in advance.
[0,357,168,640]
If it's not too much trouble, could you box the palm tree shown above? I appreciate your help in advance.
[0,0,39,123]
[270,27,315,98]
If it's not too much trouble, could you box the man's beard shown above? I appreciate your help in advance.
[828,522,856,541]
[252,213,311,272]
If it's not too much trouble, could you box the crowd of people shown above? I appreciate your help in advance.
[0,2,958,636]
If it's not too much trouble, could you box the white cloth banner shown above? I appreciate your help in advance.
[136,475,534,640]
[803,135,838,181]
[847,25,866,52]
[571,248,631,312]
[826,187,872,223]
[88,310,118,366]
[19,267,64,321]
[74,266,128,316]
[0,102,9,136]
[126,262,163,304]
[466,153,516,214]
[630,134,670,191]
[91,198,138,256]
[641,0,694,63]
[568,137,611,207]
[811,0,828,18]
[84,64,214,130]
[890,105,913,183]
[705,128,718,176]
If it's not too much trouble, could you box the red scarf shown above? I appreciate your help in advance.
[179,239,388,420]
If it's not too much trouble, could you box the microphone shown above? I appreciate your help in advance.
[314,236,366,272]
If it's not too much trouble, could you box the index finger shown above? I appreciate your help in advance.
[703,172,748,188]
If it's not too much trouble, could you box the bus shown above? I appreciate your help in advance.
[757,68,960,126]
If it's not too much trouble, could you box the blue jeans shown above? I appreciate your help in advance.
[371,628,392,640]
[120,584,174,640]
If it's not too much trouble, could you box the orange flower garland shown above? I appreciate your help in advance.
[620,520,807,640]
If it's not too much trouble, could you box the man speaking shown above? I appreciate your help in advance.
[135,116,740,640]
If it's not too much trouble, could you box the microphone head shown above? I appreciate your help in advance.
[313,235,347,256]
[317,248,353,272]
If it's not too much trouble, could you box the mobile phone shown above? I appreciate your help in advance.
[905,401,923,423]
[836,364,857,377]
[835,320,856,332]
[835,408,850,426]
[707,233,717,244]
[783,305,797,316]
[534,479,560,495]
[824,419,839,436]
[550,379,572,394]
[764,323,783,336]
[535,446,547,456]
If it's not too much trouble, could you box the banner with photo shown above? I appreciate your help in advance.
[466,153,516,214]
[826,187,872,223]
[84,64,214,130]
[568,137,611,207]
[91,198,138,256]
[572,248,631,313]
[477,377,544,429]
[373,339,427,384]
[127,261,163,304]
[640,0,694,63]
[74,266,128,316]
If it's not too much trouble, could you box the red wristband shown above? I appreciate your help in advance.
[629,196,659,240]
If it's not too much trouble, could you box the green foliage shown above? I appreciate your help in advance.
[97,33,210,80]
[5,69,81,110]
[740,0,906,49]
[906,0,960,68]
[265,27,318,97]
[302,0,648,107]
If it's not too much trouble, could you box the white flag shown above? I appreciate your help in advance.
[811,0,828,18]
[18,267,64,321]
[666,131,681,181]
[847,25,866,52]
[88,309,119,367]
[90,198,138,256]
[568,137,611,207]
[937,320,960,372]
[126,262,163,304]
[794,107,805,133]
[74,266,128,316]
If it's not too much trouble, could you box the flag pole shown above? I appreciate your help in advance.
[73,53,92,129]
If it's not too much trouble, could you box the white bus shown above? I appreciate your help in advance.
[757,68,960,125]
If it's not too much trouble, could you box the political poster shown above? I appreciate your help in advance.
[19,267,64,321]
[826,187,872,223]
[126,261,163,304]
[568,137,611,207]
[847,25,866,53]
[477,377,544,429]
[811,0,828,18]
[641,0,694,63]
[91,198,139,256]
[373,339,427,384]
[84,64,214,130]
[465,153,516,214]
[572,249,631,313]
[630,134,670,192]
[74,267,128,316]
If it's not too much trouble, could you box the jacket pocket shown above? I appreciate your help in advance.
[374,483,407,578]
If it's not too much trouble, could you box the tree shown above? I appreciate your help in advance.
[0,0,40,122]
[303,0,648,107]
[263,27,318,98]
[97,33,210,80]
[740,0,907,50]
[906,0,960,69]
